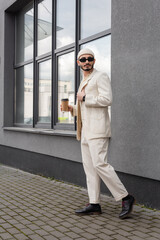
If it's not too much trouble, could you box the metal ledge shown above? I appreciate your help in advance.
[3,127,76,138]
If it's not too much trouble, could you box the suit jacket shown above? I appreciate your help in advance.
[72,68,112,140]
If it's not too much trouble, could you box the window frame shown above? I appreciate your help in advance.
[12,0,111,131]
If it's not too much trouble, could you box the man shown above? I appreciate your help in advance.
[66,48,135,219]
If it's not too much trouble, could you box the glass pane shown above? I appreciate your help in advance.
[81,36,111,78]
[37,0,52,56]
[58,52,75,124]
[16,2,34,63]
[38,59,52,123]
[15,64,33,124]
[56,0,75,48]
[81,0,111,39]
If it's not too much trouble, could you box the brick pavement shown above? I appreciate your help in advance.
[0,165,160,240]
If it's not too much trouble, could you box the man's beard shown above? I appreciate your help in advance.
[81,64,94,71]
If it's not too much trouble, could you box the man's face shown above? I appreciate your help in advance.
[77,54,95,72]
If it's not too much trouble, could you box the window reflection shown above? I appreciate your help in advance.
[81,0,111,39]
[16,2,34,63]
[58,52,75,124]
[37,0,52,56]
[56,0,75,48]
[38,60,52,123]
[81,36,111,78]
[15,64,33,124]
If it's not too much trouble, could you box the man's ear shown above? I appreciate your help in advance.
[77,59,80,66]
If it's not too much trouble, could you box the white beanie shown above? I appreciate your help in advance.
[77,48,95,59]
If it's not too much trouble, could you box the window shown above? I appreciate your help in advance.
[15,1,34,125]
[15,2,34,63]
[14,0,111,130]
[37,0,52,56]
[14,63,33,125]
[58,52,75,124]
[56,0,75,49]
[38,59,52,124]
[81,0,111,39]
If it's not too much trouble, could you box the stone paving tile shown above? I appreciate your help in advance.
[146,238,160,240]
[13,233,29,240]
[0,232,13,240]
[149,232,160,239]
[110,235,130,240]
[0,165,160,240]
[128,237,146,240]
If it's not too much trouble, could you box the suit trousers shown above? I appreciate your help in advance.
[81,130,128,203]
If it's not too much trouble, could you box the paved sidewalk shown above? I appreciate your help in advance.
[0,165,160,240]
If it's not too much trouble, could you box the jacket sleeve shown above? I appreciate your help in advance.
[71,104,77,116]
[85,72,112,107]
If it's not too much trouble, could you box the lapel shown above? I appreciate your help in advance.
[79,69,96,92]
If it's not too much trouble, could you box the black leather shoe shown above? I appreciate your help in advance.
[75,204,102,216]
[119,195,135,219]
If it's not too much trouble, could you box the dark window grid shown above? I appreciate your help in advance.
[14,29,111,69]
[14,0,53,129]
[33,0,38,127]
[79,29,111,45]
[53,0,76,130]
[13,0,111,131]
[51,0,56,129]
[14,59,34,69]
[13,1,34,127]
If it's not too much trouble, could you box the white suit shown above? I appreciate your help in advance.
[72,69,128,203]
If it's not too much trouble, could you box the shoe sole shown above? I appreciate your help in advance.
[75,211,102,216]
[119,199,136,219]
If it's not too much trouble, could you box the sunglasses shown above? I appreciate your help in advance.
[79,57,94,62]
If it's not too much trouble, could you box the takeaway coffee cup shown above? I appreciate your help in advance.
[61,98,69,111]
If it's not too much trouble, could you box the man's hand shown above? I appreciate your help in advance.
[60,104,73,112]
[77,88,85,102]
[68,105,73,112]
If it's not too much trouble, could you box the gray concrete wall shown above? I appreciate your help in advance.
[0,0,160,184]
[110,0,160,180]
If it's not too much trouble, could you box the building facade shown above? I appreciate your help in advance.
[0,0,160,208]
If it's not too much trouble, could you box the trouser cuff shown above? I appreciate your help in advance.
[115,192,128,202]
